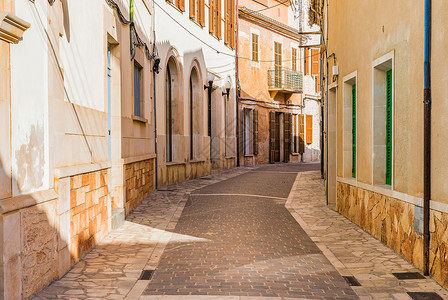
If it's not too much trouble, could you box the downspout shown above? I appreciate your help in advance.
[423,0,431,277]
[325,0,329,205]
[235,0,240,167]
[152,0,159,189]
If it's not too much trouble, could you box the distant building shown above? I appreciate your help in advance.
[237,0,321,166]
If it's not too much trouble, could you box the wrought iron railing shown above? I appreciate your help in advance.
[268,68,303,92]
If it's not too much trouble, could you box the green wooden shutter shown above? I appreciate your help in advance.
[386,70,393,185]
[253,109,258,155]
[352,84,356,178]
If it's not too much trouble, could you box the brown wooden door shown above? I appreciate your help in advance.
[274,113,280,162]
[269,112,281,163]
[284,113,291,163]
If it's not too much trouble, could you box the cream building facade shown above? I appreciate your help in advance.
[0,0,156,298]
[153,0,237,187]
[322,0,448,289]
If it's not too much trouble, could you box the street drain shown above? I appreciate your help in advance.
[407,292,443,300]
[393,272,425,280]
[139,270,154,280]
[342,276,361,286]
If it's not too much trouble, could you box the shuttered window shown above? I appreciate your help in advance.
[224,0,235,48]
[386,70,392,185]
[252,34,259,62]
[352,84,356,178]
[311,48,320,75]
[306,115,313,144]
[199,0,205,25]
[190,0,203,23]
[292,48,297,71]
[274,42,282,87]
[299,114,305,153]
[209,0,221,38]
[134,62,142,117]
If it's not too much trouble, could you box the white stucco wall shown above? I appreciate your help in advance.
[11,0,50,195]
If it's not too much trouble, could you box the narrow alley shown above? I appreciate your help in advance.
[34,164,447,299]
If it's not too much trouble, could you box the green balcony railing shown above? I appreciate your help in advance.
[268,68,303,93]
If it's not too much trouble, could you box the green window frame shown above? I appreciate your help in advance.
[352,84,356,178]
[386,70,392,185]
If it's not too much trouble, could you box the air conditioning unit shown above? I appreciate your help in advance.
[332,66,339,76]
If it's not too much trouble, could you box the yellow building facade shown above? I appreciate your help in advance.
[322,0,448,289]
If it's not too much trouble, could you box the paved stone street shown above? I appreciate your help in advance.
[34,163,448,299]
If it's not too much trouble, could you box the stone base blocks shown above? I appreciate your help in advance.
[337,182,448,289]
[68,169,109,265]
[124,158,155,216]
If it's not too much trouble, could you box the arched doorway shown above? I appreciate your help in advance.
[165,57,181,162]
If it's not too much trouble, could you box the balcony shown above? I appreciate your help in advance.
[267,68,303,96]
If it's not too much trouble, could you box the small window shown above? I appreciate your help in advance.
[292,48,297,71]
[252,34,259,62]
[134,62,142,117]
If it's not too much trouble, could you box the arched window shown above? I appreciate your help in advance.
[189,67,200,160]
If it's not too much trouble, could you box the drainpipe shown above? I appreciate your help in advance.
[235,0,240,167]
[152,0,159,189]
[423,0,431,277]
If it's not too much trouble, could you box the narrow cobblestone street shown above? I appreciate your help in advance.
[34,163,448,300]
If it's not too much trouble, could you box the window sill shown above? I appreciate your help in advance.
[189,17,204,29]
[166,161,186,166]
[190,159,206,163]
[166,1,184,14]
[244,154,254,157]
[375,184,392,190]
[132,115,148,124]
[225,156,236,159]
[291,153,301,156]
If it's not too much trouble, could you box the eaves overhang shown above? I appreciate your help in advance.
[238,7,307,43]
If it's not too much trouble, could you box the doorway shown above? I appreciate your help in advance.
[270,111,291,163]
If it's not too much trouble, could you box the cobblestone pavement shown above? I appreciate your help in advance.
[33,163,448,300]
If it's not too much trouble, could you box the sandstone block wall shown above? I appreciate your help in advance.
[124,159,155,216]
[337,182,448,289]
[68,170,109,265]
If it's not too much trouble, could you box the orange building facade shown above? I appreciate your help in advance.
[237,0,321,166]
